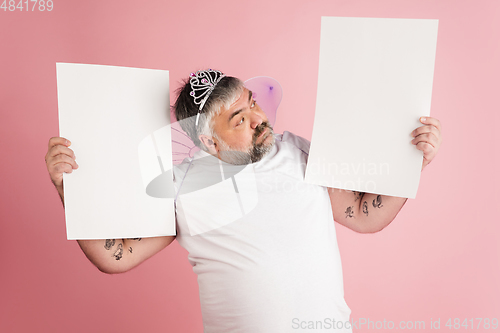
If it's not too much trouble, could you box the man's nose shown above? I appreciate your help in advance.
[250,111,264,129]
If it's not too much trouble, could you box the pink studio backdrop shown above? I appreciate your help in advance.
[1,0,498,332]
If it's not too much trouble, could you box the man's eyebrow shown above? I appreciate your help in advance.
[228,91,253,123]
[229,109,243,122]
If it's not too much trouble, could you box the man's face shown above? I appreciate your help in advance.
[210,88,275,164]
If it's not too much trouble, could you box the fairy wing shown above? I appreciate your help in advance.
[243,76,282,128]
[171,120,200,164]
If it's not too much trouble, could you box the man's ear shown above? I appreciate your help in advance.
[199,134,217,154]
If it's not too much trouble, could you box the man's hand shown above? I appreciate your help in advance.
[45,137,175,273]
[411,117,442,170]
[330,117,442,232]
[45,137,78,203]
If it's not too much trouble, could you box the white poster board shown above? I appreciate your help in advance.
[56,63,176,239]
[305,17,438,198]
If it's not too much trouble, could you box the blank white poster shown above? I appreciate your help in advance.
[305,17,438,198]
[56,63,175,239]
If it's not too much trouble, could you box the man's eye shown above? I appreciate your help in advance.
[251,100,256,108]
[236,117,244,126]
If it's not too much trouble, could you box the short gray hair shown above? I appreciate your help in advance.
[173,74,244,151]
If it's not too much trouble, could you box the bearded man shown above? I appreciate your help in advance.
[45,69,442,332]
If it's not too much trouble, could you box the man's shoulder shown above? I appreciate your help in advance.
[277,131,311,156]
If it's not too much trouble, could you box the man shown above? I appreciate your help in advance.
[45,69,442,332]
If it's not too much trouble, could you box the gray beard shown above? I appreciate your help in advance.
[217,124,275,165]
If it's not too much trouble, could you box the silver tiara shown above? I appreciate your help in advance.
[189,69,225,126]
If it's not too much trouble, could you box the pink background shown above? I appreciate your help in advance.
[1,0,498,332]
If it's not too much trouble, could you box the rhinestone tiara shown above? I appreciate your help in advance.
[189,69,225,126]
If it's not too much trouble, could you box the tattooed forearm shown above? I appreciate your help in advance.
[113,243,124,260]
[104,239,115,250]
[345,206,355,218]
[362,201,369,216]
[372,195,383,209]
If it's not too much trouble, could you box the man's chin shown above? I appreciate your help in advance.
[219,150,253,165]
[250,133,275,163]
[217,129,275,165]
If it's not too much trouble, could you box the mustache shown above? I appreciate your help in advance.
[253,122,272,142]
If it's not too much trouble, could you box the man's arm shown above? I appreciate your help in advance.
[329,189,407,233]
[328,116,442,233]
[45,137,175,274]
[77,236,175,274]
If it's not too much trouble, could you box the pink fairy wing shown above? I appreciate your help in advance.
[170,120,200,165]
[244,76,282,127]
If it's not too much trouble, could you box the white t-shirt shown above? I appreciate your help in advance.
[174,132,351,333]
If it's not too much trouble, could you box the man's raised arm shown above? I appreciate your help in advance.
[329,189,407,233]
[45,137,175,274]
[328,116,442,233]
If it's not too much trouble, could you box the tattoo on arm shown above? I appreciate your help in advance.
[345,206,355,218]
[353,191,364,202]
[104,239,115,250]
[128,247,133,253]
[372,195,383,209]
[128,238,142,241]
[113,243,124,260]
[362,201,369,216]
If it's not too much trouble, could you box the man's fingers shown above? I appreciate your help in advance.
[412,117,442,170]
[48,137,71,150]
[411,132,439,148]
[419,116,442,131]
[46,138,74,163]
[48,157,77,187]
[50,154,79,169]
[411,124,441,139]
[417,141,437,167]
[46,151,78,189]
[52,163,74,175]
[416,141,434,155]
[46,137,75,188]
[46,144,76,161]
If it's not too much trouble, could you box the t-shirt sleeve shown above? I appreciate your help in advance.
[281,131,311,156]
